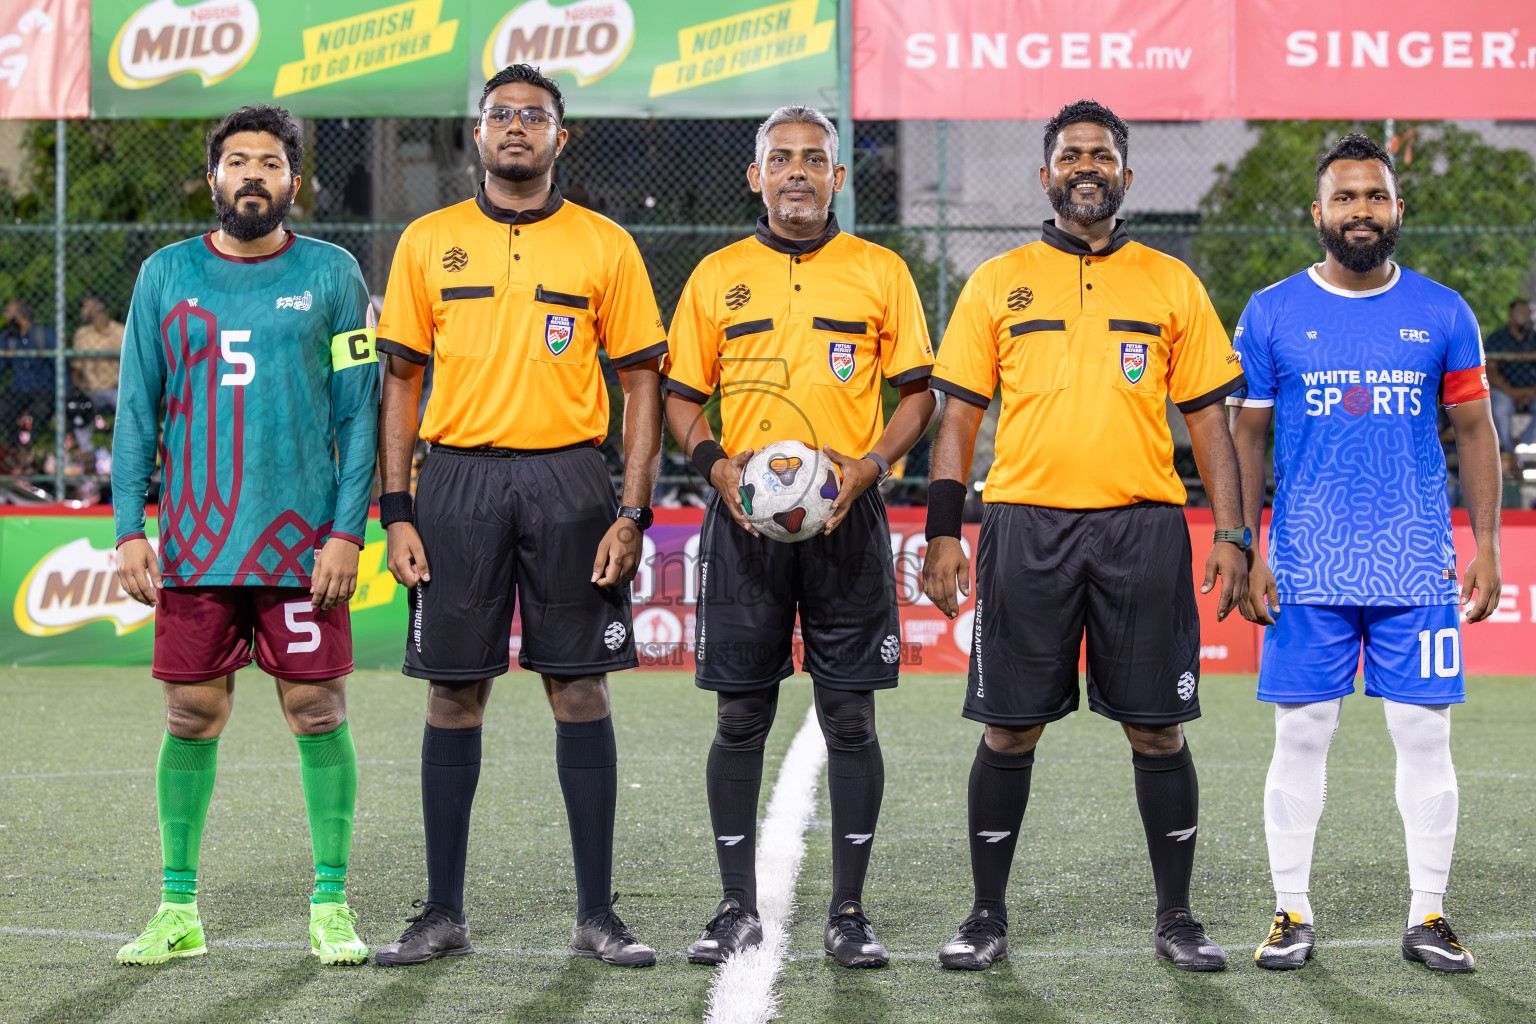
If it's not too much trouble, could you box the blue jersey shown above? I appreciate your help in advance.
[1231,264,1488,607]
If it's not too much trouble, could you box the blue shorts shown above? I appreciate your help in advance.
[1257,604,1465,706]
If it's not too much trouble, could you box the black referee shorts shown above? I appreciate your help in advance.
[695,487,901,692]
[965,501,1200,728]
[404,442,637,681]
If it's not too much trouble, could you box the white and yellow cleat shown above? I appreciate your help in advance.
[310,902,369,965]
[116,902,207,965]
[1254,910,1315,971]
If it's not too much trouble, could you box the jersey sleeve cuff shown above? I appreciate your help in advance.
[662,376,714,403]
[886,364,934,388]
[1176,373,1246,414]
[376,337,429,365]
[328,531,366,550]
[1442,366,1491,406]
[1226,395,1274,408]
[115,531,147,547]
[610,340,668,369]
[931,376,992,409]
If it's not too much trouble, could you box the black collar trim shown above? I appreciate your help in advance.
[475,182,564,225]
[754,213,840,256]
[1040,218,1131,257]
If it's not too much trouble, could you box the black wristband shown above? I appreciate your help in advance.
[691,439,728,481]
[925,478,967,540]
[379,490,414,527]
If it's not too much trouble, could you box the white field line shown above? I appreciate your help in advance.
[703,703,827,1024]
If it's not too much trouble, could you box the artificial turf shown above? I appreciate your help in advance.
[2,668,1532,1023]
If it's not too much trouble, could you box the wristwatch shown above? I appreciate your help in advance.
[1213,527,1252,552]
[862,451,892,485]
[617,506,654,531]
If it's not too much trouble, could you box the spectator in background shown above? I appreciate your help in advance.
[2,298,58,448]
[1485,298,1535,468]
[70,294,124,414]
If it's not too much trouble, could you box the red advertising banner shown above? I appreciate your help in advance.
[0,0,89,119]
[852,0,1231,120]
[1235,0,1536,119]
[852,0,1536,120]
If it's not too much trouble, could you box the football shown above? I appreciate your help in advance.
[738,440,841,542]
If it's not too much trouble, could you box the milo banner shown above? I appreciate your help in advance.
[89,0,838,118]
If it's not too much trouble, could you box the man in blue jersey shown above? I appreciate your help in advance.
[111,105,379,966]
[1229,134,1501,974]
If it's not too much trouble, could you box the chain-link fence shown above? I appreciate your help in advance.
[0,115,1533,506]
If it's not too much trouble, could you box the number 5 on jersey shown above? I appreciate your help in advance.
[220,330,254,386]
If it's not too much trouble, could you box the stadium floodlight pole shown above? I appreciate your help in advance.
[936,119,949,332]
[834,0,855,231]
[1384,118,1395,148]
[53,118,66,502]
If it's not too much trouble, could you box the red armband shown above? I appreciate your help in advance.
[1442,366,1490,406]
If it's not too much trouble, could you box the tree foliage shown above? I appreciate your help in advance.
[1192,120,1536,334]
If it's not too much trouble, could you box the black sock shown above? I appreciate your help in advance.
[421,723,481,923]
[827,740,884,915]
[968,739,1034,923]
[816,688,883,917]
[706,742,764,915]
[554,717,618,921]
[1132,742,1199,917]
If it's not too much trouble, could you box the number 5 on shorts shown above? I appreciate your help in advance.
[1417,627,1460,678]
[285,601,322,654]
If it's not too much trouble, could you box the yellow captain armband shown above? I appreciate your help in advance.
[331,328,377,370]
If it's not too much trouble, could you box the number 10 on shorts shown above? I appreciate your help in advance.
[1418,628,1460,678]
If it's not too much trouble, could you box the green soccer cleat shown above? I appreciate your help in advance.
[310,902,369,965]
[116,902,207,965]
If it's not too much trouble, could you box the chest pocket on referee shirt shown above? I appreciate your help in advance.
[437,285,496,358]
[530,284,595,365]
[1108,319,1163,397]
[811,316,872,389]
[1003,319,1068,395]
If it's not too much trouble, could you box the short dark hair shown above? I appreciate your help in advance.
[1315,132,1397,197]
[1043,99,1129,165]
[206,105,303,176]
[9,298,33,321]
[1512,298,1531,311]
[480,64,565,123]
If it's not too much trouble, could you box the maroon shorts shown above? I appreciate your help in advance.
[153,586,353,683]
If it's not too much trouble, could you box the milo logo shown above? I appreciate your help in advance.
[109,0,260,90]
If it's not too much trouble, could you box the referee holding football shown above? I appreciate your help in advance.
[371,65,667,968]
[664,105,935,969]
[921,100,1248,972]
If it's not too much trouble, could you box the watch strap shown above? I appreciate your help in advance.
[862,451,892,484]
[1213,527,1250,551]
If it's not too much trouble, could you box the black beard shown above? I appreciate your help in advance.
[214,184,293,242]
[1047,177,1126,227]
[483,141,555,185]
[1318,218,1400,273]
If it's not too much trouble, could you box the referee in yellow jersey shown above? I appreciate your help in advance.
[372,65,666,968]
[664,106,935,970]
[921,100,1248,972]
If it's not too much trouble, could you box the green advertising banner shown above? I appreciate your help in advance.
[0,513,409,670]
[90,0,838,118]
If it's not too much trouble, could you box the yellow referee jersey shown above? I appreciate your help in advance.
[377,185,666,449]
[664,215,933,457]
[933,220,1243,508]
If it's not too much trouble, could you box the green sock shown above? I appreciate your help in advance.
[296,720,357,905]
[157,733,219,905]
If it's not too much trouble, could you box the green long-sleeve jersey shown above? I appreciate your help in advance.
[112,231,379,587]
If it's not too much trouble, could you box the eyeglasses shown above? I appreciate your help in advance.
[481,107,557,130]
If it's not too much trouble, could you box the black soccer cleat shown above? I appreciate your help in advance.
[687,898,764,965]
[1402,914,1476,973]
[824,901,889,969]
[570,893,656,968]
[374,900,473,966]
[1253,910,1315,971]
[938,910,1008,971]
[1154,909,1228,971]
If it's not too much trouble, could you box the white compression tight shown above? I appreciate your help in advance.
[1384,700,1459,924]
[1264,698,1458,926]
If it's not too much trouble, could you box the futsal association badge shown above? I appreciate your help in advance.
[1120,341,1147,384]
[545,314,574,355]
[829,341,856,382]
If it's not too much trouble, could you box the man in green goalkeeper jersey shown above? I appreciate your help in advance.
[110,106,380,965]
